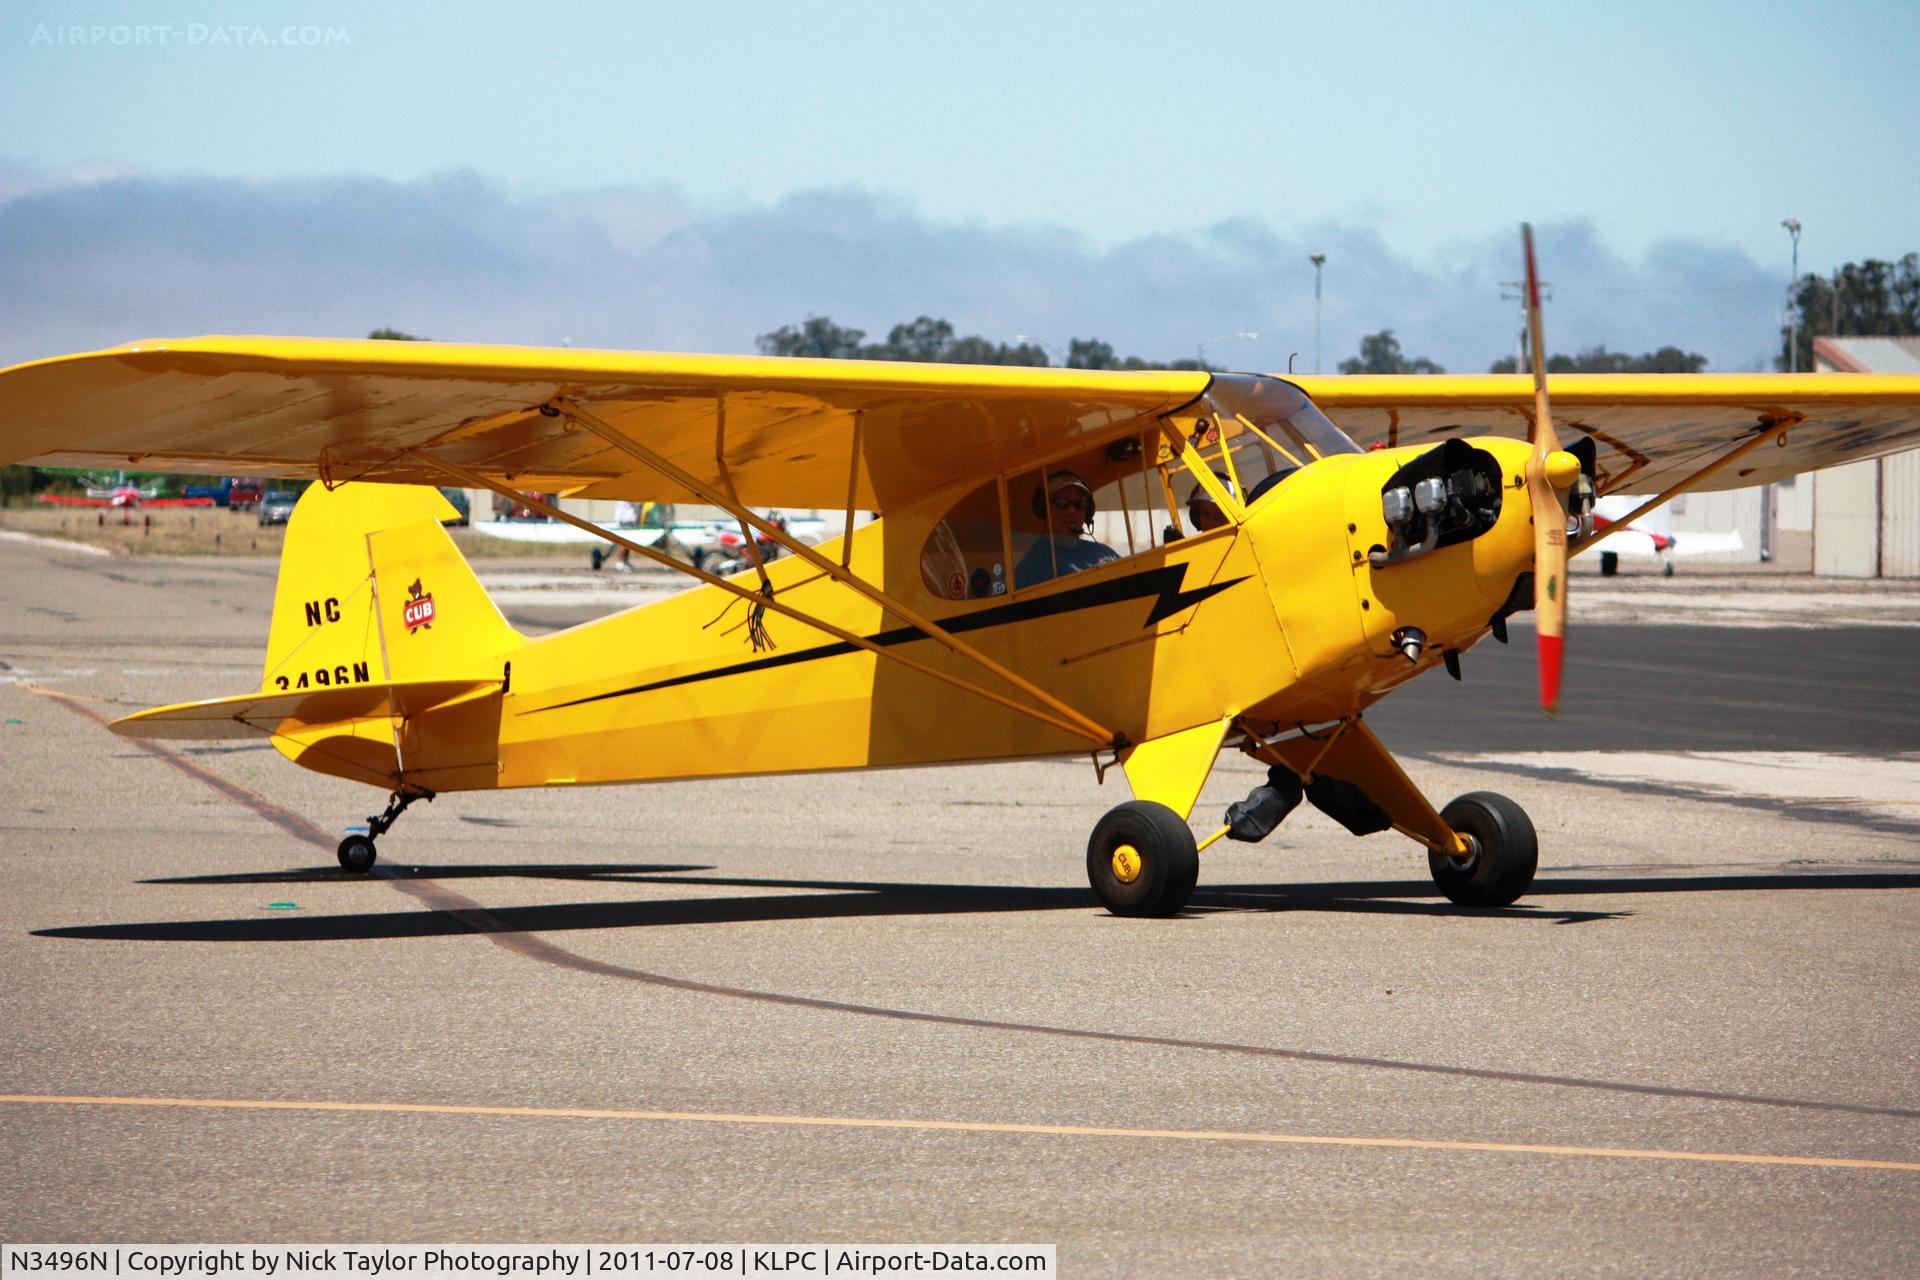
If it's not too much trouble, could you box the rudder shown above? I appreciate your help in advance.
[264,483,519,697]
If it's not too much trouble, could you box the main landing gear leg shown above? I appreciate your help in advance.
[336,788,433,873]
[1242,719,1540,908]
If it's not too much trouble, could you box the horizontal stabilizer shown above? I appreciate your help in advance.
[110,679,499,741]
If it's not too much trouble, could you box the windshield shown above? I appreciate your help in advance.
[1189,373,1360,507]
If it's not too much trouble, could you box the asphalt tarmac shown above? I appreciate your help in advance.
[2,539,1917,1276]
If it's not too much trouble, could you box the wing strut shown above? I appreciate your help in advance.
[1571,414,1799,557]
[553,396,1117,747]
[410,451,1117,749]
[839,409,864,571]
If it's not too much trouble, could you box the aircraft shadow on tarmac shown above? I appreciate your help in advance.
[140,863,716,885]
[32,867,1920,943]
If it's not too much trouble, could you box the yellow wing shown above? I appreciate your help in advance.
[0,336,1208,512]
[1296,373,1920,495]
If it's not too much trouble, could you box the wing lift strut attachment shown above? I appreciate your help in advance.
[408,398,1118,752]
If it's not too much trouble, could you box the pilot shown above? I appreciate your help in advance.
[1187,473,1235,531]
[1165,472,1236,542]
[1014,470,1118,588]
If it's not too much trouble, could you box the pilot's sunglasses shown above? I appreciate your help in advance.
[1051,495,1090,511]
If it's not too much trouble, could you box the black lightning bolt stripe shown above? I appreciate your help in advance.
[526,563,1248,714]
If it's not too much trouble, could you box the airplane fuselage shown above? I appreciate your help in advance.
[268,435,1541,795]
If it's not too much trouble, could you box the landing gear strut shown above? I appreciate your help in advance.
[336,789,433,873]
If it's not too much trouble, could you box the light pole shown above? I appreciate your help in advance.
[1499,276,1550,370]
[1763,217,1802,565]
[1781,219,1802,372]
[1309,254,1326,373]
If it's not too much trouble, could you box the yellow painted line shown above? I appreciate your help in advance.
[3,1094,1915,1172]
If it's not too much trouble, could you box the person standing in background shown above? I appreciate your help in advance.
[591,499,644,571]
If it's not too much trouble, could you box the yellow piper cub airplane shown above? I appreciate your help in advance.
[5,235,1919,916]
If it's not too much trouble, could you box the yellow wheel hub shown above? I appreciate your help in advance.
[1110,843,1143,884]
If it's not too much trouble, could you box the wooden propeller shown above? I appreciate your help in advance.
[1521,224,1569,716]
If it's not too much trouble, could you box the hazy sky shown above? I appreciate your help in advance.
[3,0,1914,372]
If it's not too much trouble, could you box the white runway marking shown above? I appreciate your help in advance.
[0,529,112,556]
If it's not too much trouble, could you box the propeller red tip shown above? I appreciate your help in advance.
[1537,631,1563,717]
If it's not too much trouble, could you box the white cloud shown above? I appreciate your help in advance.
[0,156,141,204]
[0,165,1786,373]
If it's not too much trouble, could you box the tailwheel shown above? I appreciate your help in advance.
[1429,791,1538,908]
[335,788,431,874]
[337,834,378,874]
[1087,800,1199,917]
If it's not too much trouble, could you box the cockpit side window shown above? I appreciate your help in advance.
[919,478,1008,600]
[916,430,1172,597]
[916,394,1332,600]
[1008,448,1139,592]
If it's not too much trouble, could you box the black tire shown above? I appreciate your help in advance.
[1599,551,1619,577]
[1087,800,1199,917]
[337,834,378,874]
[1429,791,1537,908]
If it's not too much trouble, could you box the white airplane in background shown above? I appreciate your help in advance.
[1588,495,1743,576]
[470,502,833,573]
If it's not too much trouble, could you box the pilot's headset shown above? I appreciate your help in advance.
[1187,471,1237,531]
[1033,470,1096,532]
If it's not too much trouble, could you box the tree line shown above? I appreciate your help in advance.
[758,315,1714,377]
[757,315,1218,371]
[1487,345,1706,374]
[370,259,1920,378]
[1780,252,1920,371]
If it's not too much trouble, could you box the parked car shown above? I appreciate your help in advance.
[492,491,558,521]
[180,476,268,508]
[257,490,298,526]
[183,478,233,506]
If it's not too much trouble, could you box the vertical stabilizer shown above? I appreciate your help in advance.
[263,483,520,696]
